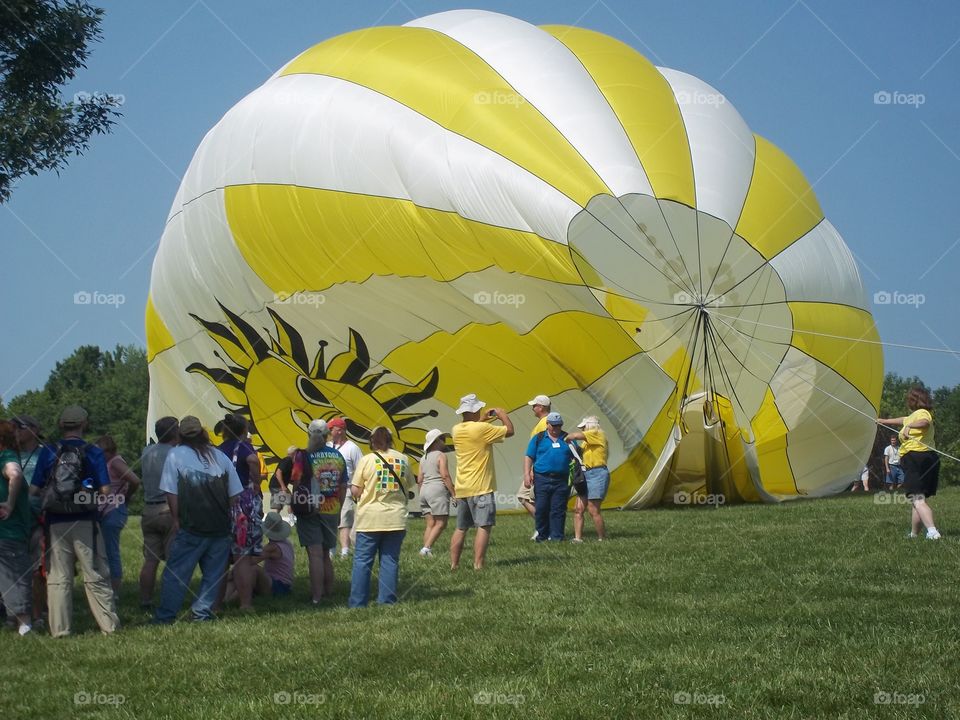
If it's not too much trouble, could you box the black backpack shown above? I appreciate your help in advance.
[41,443,96,514]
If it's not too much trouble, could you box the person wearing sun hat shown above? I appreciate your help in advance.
[417,428,456,557]
[524,411,575,542]
[564,416,609,542]
[450,393,514,570]
[224,511,295,601]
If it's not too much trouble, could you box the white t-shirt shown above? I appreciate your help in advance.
[328,438,363,482]
[883,445,901,466]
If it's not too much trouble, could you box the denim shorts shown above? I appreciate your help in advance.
[584,467,610,501]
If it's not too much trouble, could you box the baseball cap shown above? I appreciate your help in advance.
[423,429,447,451]
[527,394,551,407]
[59,405,88,427]
[577,416,600,429]
[179,416,204,438]
[546,412,563,426]
[307,418,328,435]
[455,393,484,415]
[327,417,347,430]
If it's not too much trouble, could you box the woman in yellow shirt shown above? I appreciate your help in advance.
[565,416,609,542]
[348,427,413,607]
[878,386,941,540]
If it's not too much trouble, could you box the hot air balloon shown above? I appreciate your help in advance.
[145,9,882,508]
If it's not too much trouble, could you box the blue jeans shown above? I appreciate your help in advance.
[886,465,904,485]
[155,530,231,622]
[348,530,405,608]
[534,473,570,541]
[100,507,128,579]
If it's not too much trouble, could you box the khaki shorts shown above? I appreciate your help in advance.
[141,502,175,562]
[420,483,452,516]
[516,481,535,503]
[338,494,356,529]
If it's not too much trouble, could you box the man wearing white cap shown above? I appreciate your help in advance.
[450,394,514,570]
[518,394,551,540]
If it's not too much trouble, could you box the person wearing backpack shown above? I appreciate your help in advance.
[28,405,119,637]
[277,419,347,604]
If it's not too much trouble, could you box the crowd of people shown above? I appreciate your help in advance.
[0,385,943,635]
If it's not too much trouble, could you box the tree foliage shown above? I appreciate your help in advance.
[0,0,120,202]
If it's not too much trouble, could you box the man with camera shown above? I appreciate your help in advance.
[450,394,514,570]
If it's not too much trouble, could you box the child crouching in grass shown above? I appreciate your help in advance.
[224,512,294,605]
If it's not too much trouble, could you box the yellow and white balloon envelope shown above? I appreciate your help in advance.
[146,10,882,508]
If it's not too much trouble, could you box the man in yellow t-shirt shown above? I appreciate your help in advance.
[450,393,514,570]
[518,394,551,538]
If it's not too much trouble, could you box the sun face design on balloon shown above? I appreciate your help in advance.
[185,302,440,462]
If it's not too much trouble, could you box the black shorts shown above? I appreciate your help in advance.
[901,450,940,498]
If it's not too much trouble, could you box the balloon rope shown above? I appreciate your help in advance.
[710,313,960,464]
[711,311,960,356]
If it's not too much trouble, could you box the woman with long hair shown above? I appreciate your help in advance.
[879,386,942,540]
[217,413,263,612]
[95,435,141,597]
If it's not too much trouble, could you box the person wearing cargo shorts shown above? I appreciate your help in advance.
[518,395,550,540]
[450,394,514,571]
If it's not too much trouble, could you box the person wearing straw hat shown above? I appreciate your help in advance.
[518,394,551,540]
[564,416,609,542]
[417,428,456,558]
[450,394,514,570]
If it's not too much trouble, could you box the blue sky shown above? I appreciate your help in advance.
[3,0,959,403]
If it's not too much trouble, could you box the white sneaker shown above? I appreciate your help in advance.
[18,624,32,636]
[339,549,350,558]
[926,529,942,540]
[419,547,433,557]
[530,531,539,541]
[906,531,918,538]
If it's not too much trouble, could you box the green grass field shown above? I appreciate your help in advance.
[3,488,958,719]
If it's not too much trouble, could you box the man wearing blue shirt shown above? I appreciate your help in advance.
[29,405,118,637]
[523,412,574,541]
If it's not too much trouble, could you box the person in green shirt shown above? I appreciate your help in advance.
[0,420,32,635]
